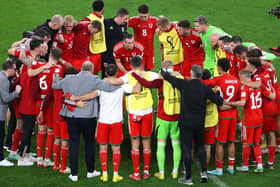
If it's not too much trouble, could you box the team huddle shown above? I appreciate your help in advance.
[1,0,280,185]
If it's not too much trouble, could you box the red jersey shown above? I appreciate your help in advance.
[72,23,91,60]
[14,49,36,115]
[265,67,280,100]
[225,51,239,78]
[236,58,247,73]
[252,71,278,116]
[179,29,204,63]
[203,73,241,118]
[113,41,144,71]
[241,85,263,128]
[128,16,158,56]
[53,31,74,62]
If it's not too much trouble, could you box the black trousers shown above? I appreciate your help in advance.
[66,117,97,176]
[0,121,5,161]
[180,127,207,179]
[5,103,16,148]
[18,114,35,157]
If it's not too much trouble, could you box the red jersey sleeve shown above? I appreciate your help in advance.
[80,17,90,22]
[201,77,219,87]
[113,43,122,60]
[261,84,272,98]
[128,17,137,27]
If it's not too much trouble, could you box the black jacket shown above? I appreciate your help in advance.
[162,70,223,130]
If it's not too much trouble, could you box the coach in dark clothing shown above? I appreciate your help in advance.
[52,61,119,182]
[33,14,64,60]
[161,65,223,185]
[101,8,128,78]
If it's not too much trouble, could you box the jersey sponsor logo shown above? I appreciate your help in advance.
[185,42,190,47]
[82,32,87,35]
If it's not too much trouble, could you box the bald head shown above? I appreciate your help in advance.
[209,33,221,49]
[82,61,94,72]
[50,14,64,30]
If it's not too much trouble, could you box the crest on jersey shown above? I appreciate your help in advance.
[149,23,153,28]
[191,40,196,44]
[132,52,137,56]
[137,25,140,28]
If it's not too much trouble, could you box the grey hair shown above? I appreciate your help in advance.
[194,15,207,25]
[82,61,94,72]
[51,14,63,24]
[191,65,203,78]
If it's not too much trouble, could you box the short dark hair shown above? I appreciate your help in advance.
[90,20,102,32]
[124,33,133,40]
[64,66,78,76]
[130,56,142,68]
[233,45,247,55]
[248,58,261,68]
[34,28,51,39]
[29,39,44,50]
[92,0,104,11]
[219,36,232,43]
[105,64,118,76]
[191,65,202,78]
[177,19,191,29]
[248,48,262,58]
[117,8,129,17]
[202,69,211,80]
[194,15,207,25]
[2,59,15,71]
[231,35,242,44]
[138,4,149,13]
[50,48,63,60]
[217,58,230,72]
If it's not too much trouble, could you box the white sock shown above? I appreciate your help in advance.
[113,171,118,176]
[144,170,149,174]
[172,168,178,173]
[159,170,164,175]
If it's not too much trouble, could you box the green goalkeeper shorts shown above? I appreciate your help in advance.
[156,117,180,140]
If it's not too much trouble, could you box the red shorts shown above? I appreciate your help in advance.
[95,121,123,145]
[54,120,69,140]
[128,112,153,138]
[36,100,53,128]
[88,53,101,74]
[13,99,21,119]
[216,118,237,143]
[173,63,183,74]
[142,55,154,70]
[204,126,216,145]
[242,125,262,145]
[263,114,278,133]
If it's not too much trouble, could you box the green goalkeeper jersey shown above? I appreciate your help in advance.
[200,25,229,75]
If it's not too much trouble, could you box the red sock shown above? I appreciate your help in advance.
[45,131,54,159]
[242,144,250,166]
[37,129,46,158]
[206,162,209,169]
[53,141,60,167]
[131,149,140,174]
[277,137,280,146]
[143,149,151,171]
[228,157,235,167]
[253,144,262,164]
[216,159,224,169]
[99,149,107,172]
[11,129,23,152]
[113,150,121,172]
[60,144,69,170]
[268,145,276,164]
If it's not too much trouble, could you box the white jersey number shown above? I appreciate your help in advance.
[39,75,48,90]
[250,92,262,109]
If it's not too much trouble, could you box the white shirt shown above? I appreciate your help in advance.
[98,84,133,124]
[121,71,159,116]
